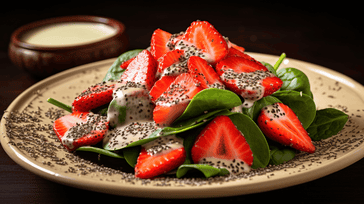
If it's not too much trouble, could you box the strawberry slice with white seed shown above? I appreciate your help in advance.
[191,115,253,175]
[53,111,109,151]
[257,103,316,153]
[177,20,229,65]
[153,73,203,127]
[216,55,283,108]
[135,135,186,179]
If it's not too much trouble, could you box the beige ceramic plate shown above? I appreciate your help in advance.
[1,52,364,198]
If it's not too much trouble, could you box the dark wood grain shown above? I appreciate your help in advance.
[1,1,363,203]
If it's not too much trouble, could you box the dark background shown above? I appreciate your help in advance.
[1,1,363,203]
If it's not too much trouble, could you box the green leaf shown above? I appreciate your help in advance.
[277,67,313,98]
[75,146,124,159]
[307,108,348,141]
[260,61,277,76]
[123,146,141,167]
[274,53,286,71]
[47,98,72,113]
[175,125,208,178]
[272,90,316,129]
[176,164,230,178]
[173,88,242,124]
[228,113,270,169]
[103,49,144,82]
[268,141,296,165]
[242,95,282,121]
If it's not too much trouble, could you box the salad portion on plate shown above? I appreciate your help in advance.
[48,20,348,179]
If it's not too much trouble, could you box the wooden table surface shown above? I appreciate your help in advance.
[1,1,363,203]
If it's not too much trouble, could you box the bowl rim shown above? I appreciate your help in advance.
[10,15,126,51]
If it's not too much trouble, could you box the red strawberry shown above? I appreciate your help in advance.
[149,75,177,103]
[120,56,136,69]
[135,135,186,179]
[150,29,172,60]
[191,115,253,174]
[72,82,116,112]
[53,111,109,151]
[216,55,283,107]
[178,21,229,64]
[257,103,315,153]
[120,50,158,91]
[156,49,187,77]
[187,56,225,89]
[153,73,203,127]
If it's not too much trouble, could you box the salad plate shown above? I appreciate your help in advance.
[1,52,364,198]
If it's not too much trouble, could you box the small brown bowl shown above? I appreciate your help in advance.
[9,15,129,78]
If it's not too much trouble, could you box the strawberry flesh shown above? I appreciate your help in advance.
[178,21,229,64]
[120,50,158,91]
[216,55,282,107]
[156,49,187,77]
[53,111,109,151]
[149,75,177,103]
[135,135,186,179]
[257,103,315,153]
[72,82,116,112]
[191,115,253,174]
[153,73,203,127]
[150,29,172,60]
[187,56,225,89]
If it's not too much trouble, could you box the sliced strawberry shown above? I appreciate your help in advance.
[191,115,253,174]
[150,29,172,60]
[156,49,187,77]
[53,111,109,151]
[216,55,283,107]
[187,56,225,89]
[177,21,229,64]
[149,75,177,103]
[153,73,203,127]
[120,56,136,69]
[72,82,116,112]
[257,103,315,153]
[135,135,186,179]
[120,50,158,91]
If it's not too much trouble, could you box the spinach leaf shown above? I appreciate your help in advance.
[228,113,270,169]
[103,49,144,82]
[260,61,277,76]
[272,90,316,129]
[176,164,229,178]
[242,95,282,121]
[277,67,313,98]
[173,88,242,124]
[175,125,207,178]
[75,146,124,159]
[123,146,141,167]
[307,108,348,141]
[268,141,296,165]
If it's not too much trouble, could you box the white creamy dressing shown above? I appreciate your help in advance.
[104,85,157,150]
[220,69,275,108]
[107,86,153,127]
[174,40,214,64]
[142,134,184,156]
[61,132,76,150]
[200,157,251,174]
[21,22,117,47]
